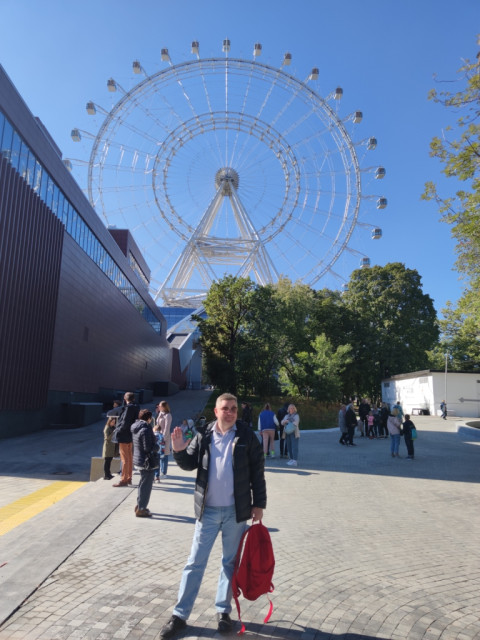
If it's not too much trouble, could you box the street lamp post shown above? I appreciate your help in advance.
[444,352,449,412]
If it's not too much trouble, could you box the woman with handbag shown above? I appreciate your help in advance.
[281,404,300,467]
[131,409,158,517]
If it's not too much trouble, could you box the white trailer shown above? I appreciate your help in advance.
[381,370,480,418]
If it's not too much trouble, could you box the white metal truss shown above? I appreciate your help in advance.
[159,168,279,305]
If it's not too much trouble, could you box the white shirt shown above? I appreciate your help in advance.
[205,422,236,507]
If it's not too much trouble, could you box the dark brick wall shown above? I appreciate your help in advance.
[0,157,63,410]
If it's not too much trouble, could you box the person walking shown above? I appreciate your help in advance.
[155,401,172,477]
[402,414,416,459]
[159,393,266,639]
[281,404,300,466]
[113,392,139,487]
[440,400,447,420]
[131,409,158,517]
[258,403,279,458]
[345,402,358,446]
[338,403,347,445]
[387,412,402,458]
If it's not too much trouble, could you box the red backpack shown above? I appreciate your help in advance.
[232,521,275,634]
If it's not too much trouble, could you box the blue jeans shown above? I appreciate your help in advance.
[173,505,247,620]
[286,433,299,461]
[155,454,168,478]
[390,434,400,455]
[137,468,155,510]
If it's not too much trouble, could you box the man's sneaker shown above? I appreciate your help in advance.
[270,451,275,458]
[160,615,187,639]
[217,613,233,634]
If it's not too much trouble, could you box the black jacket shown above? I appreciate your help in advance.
[173,420,266,523]
[114,403,140,444]
[131,419,157,467]
[345,406,358,429]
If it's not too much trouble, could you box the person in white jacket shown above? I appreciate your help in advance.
[281,404,300,467]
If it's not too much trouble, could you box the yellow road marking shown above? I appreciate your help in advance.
[0,481,85,536]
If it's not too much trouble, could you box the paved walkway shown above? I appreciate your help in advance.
[0,396,479,640]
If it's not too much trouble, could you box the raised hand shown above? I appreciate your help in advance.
[171,426,189,452]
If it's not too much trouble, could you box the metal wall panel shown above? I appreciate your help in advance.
[0,157,63,409]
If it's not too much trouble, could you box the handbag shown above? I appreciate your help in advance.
[411,427,417,440]
[284,420,296,435]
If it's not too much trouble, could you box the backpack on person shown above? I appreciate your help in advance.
[232,522,275,634]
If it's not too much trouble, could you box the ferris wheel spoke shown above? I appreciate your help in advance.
[228,61,258,165]
[267,82,304,131]
[254,69,282,122]
[197,61,224,167]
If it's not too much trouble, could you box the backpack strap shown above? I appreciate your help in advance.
[232,526,250,634]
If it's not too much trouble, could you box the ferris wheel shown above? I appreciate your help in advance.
[70,40,386,307]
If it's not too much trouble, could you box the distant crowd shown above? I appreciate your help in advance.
[338,398,416,459]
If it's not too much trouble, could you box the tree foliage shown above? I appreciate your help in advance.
[195,265,438,401]
[193,275,257,394]
[422,52,480,324]
[342,263,439,397]
[427,302,480,372]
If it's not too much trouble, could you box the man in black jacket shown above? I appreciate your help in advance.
[345,402,358,446]
[112,392,139,487]
[160,393,266,638]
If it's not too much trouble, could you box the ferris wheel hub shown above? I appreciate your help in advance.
[215,167,239,195]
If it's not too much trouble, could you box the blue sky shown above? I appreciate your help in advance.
[1,0,478,313]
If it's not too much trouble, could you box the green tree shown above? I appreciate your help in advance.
[422,51,480,327]
[279,334,352,401]
[427,302,480,372]
[235,284,283,396]
[342,263,439,398]
[194,275,257,394]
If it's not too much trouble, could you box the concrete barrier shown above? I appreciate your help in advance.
[90,456,121,481]
[456,420,480,440]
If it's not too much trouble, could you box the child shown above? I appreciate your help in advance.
[366,411,375,439]
[180,418,195,442]
[402,414,416,460]
[153,427,166,483]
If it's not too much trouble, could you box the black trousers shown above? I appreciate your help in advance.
[104,457,112,476]
[404,436,414,457]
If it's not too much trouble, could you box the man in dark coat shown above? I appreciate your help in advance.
[113,391,139,487]
[345,402,358,446]
[160,393,266,638]
[358,398,371,437]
